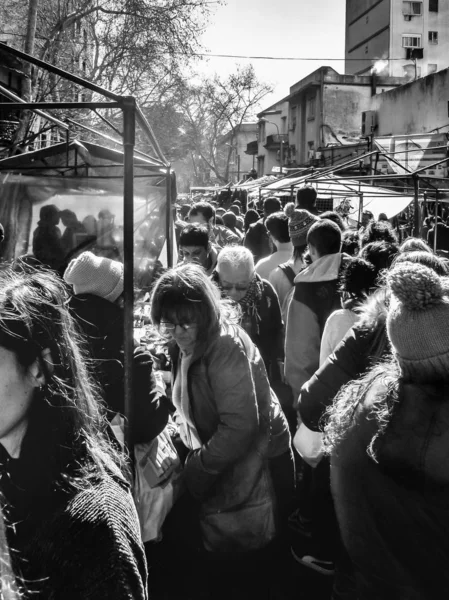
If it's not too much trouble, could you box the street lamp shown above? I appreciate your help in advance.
[260,118,286,171]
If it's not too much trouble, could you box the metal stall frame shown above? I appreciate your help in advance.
[0,42,172,449]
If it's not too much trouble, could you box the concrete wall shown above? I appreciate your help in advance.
[256,100,289,176]
[371,67,449,135]
[345,0,391,75]
[390,0,449,78]
[231,125,258,181]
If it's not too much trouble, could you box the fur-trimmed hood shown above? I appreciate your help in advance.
[356,286,389,331]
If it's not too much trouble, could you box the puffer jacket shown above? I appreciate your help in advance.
[170,324,291,552]
[331,377,449,599]
[298,288,389,431]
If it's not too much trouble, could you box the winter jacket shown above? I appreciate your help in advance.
[69,293,169,443]
[244,218,271,263]
[298,288,389,432]
[170,324,290,551]
[285,253,350,403]
[211,272,284,371]
[331,377,449,599]
[319,308,358,366]
[1,406,147,599]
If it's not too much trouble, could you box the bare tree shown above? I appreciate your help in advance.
[179,65,272,183]
[2,0,218,151]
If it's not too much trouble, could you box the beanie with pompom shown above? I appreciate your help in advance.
[386,262,449,382]
[284,203,319,247]
[64,251,123,303]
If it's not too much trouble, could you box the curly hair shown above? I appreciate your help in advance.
[323,359,400,461]
[360,221,398,247]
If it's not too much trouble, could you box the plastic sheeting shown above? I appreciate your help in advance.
[0,172,167,289]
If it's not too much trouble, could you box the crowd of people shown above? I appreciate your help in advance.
[0,185,448,599]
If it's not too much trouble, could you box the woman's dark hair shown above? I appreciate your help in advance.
[244,209,259,232]
[0,264,124,488]
[360,220,398,247]
[339,257,377,308]
[359,241,399,274]
[393,250,448,276]
[215,215,224,226]
[150,263,238,346]
[320,211,346,232]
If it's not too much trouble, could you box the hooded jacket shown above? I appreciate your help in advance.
[284,252,350,403]
[298,287,389,432]
[331,378,449,599]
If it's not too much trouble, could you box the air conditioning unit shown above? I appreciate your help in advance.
[361,110,377,136]
[404,14,412,20]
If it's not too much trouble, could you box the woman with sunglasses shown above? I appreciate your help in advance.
[150,263,293,597]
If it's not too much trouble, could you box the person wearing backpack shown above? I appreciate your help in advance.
[269,204,319,322]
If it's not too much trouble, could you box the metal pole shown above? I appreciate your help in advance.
[280,141,284,174]
[434,190,439,252]
[122,96,136,450]
[166,168,173,267]
[413,175,420,237]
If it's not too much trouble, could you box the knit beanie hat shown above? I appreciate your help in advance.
[284,203,319,247]
[386,262,449,382]
[64,251,123,303]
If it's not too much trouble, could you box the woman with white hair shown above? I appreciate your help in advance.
[213,245,284,381]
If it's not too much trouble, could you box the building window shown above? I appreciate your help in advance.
[307,97,316,120]
[259,121,266,142]
[402,34,422,47]
[428,64,437,74]
[402,1,422,15]
[428,31,438,44]
[429,0,438,12]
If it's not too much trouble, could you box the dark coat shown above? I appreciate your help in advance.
[1,404,147,599]
[170,325,290,551]
[69,293,169,443]
[298,288,389,431]
[331,377,449,599]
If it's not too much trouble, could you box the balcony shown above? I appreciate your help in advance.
[245,140,258,155]
[263,133,289,150]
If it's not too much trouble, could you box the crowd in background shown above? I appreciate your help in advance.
[0,185,449,599]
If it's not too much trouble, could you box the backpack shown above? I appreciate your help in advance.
[278,262,296,286]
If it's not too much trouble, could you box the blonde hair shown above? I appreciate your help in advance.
[0,505,21,599]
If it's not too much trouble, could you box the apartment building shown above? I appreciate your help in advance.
[345,0,449,78]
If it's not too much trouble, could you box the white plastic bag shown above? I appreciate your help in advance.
[293,423,324,468]
[133,429,183,543]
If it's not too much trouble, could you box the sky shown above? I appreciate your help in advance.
[198,0,347,110]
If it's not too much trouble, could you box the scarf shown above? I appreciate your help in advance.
[213,272,264,337]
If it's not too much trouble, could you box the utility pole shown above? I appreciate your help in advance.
[10,0,39,155]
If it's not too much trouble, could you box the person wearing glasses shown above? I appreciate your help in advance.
[212,245,284,384]
[150,263,293,597]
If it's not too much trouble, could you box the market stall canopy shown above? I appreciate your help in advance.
[0,140,169,285]
[0,139,166,178]
[234,175,278,190]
